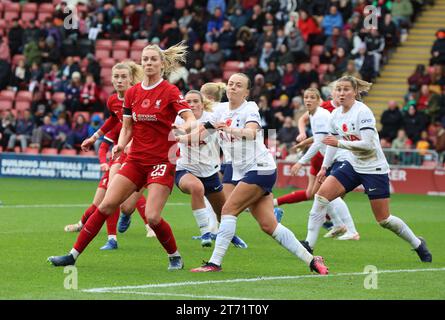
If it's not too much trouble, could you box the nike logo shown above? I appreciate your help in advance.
[369,188,377,192]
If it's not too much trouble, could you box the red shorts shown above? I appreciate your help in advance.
[98,170,110,189]
[310,152,324,176]
[118,159,176,191]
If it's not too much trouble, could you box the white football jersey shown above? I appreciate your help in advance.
[211,100,276,181]
[329,100,389,174]
[298,107,330,164]
[175,111,221,177]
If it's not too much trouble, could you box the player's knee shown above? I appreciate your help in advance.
[259,221,275,235]
[120,203,134,215]
[221,202,240,215]
[147,215,161,227]
[98,202,117,215]
[189,182,205,198]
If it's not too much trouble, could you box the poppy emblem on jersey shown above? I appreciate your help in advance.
[142,99,150,108]
[342,123,348,132]
[225,119,232,127]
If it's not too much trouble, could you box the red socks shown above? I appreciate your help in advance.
[106,208,120,236]
[74,209,108,253]
[136,195,148,224]
[277,190,308,206]
[80,204,97,225]
[150,218,177,254]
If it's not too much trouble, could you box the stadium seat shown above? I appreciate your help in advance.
[0,100,13,111]
[100,57,115,68]
[0,19,7,30]
[21,11,36,22]
[96,39,113,50]
[100,67,112,80]
[60,149,77,156]
[14,146,21,153]
[223,70,236,81]
[0,146,2,152]
[15,101,31,112]
[175,0,187,10]
[0,90,16,101]
[224,61,242,72]
[311,45,324,56]
[318,64,329,74]
[52,92,66,104]
[112,49,129,60]
[271,99,282,108]
[131,39,148,50]
[130,49,142,62]
[310,55,320,67]
[4,2,20,22]
[24,147,39,154]
[79,150,96,157]
[95,48,111,60]
[202,42,212,53]
[16,91,33,102]
[39,3,55,13]
[114,40,130,50]
[73,111,90,123]
[22,3,38,13]
[103,85,115,95]
[38,12,53,23]
[41,148,58,155]
[10,109,18,118]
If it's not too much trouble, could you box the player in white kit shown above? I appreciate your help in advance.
[178,73,329,274]
[174,90,247,248]
[307,76,432,262]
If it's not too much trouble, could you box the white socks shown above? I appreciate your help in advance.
[209,215,237,266]
[330,197,358,234]
[306,194,330,249]
[108,235,117,241]
[379,215,421,249]
[192,208,211,236]
[204,197,219,233]
[272,223,313,266]
[168,250,181,258]
[273,198,278,207]
[326,202,344,228]
[69,248,80,259]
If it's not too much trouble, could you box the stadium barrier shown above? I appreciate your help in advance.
[277,149,445,196]
[0,153,101,180]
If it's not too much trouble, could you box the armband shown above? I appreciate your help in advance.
[203,121,215,130]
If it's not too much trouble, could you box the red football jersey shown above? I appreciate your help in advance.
[320,100,335,113]
[99,93,124,135]
[103,123,122,145]
[123,80,191,164]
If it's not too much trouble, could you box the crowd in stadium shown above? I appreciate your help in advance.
[0,0,444,163]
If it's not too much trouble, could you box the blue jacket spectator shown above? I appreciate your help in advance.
[321,6,344,36]
[207,0,226,15]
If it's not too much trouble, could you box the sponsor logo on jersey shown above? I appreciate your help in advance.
[137,114,158,121]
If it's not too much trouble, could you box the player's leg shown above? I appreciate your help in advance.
[177,172,214,246]
[100,163,122,250]
[119,190,153,236]
[250,193,328,275]
[48,173,138,266]
[365,174,432,262]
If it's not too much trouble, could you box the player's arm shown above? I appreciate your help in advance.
[296,111,309,142]
[298,133,327,165]
[113,112,133,160]
[177,110,197,133]
[214,121,258,140]
[98,139,112,171]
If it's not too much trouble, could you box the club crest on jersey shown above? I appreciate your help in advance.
[155,99,162,109]
[142,99,150,108]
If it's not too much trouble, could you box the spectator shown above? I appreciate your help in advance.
[430,29,445,66]
[271,94,293,129]
[86,53,101,85]
[379,13,400,48]
[324,27,349,56]
[138,3,161,40]
[353,43,376,82]
[284,11,299,37]
[285,28,308,64]
[188,58,208,90]
[321,6,344,37]
[391,0,413,28]
[228,7,248,30]
[206,7,224,43]
[277,44,294,68]
[403,105,428,143]
[332,47,349,77]
[217,20,236,59]
[417,85,442,121]
[122,4,141,39]
[277,116,299,149]
[64,71,83,114]
[244,56,263,84]
[380,100,404,141]
[23,41,41,67]
[29,115,56,150]
[416,130,433,155]
[251,74,268,102]
[342,60,362,79]
[0,111,16,150]
[80,74,101,112]
[186,42,205,70]
[258,95,274,131]
[299,62,319,91]
[203,42,224,78]
[65,114,89,150]
[259,41,277,71]
[264,60,281,94]
[364,28,385,75]
[52,116,71,152]
[281,63,299,97]
[8,19,24,56]
[10,58,29,90]
[60,56,81,82]
[162,19,182,49]
[408,64,432,88]
[22,20,41,45]
[247,4,265,33]
[207,1,226,16]
[178,8,193,29]
[298,10,322,45]
[391,128,413,165]
[234,27,255,61]
[7,110,34,152]
[87,114,103,153]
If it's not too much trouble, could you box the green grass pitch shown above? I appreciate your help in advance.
[0,177,444,300]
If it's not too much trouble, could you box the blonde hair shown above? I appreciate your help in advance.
[303,88,322,102]
[112,60,144,85]
[200,82,227,102]
[335,76,373,100]
[186,90,213,112]
[143,41,188,78]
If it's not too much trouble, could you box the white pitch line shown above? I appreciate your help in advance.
[98,290,258,300]
[0,203,188,209]
[82,267,445,294]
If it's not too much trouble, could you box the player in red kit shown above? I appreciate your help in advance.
[48,42,196,270]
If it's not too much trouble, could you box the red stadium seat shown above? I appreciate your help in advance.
[114,40,130,50]
[96,39,113,50]
[79,150,96,157]
[318,64,329,74]
[310,55,320,67]
[24,147,39,154]
[175,0,187,9]
[16,91,33,102]
[73,111,90,123]
[130,49,142,62]
[38,12,53,23]
[10,109,18,118]
[0,100,13,111]
[103,85,115,95]
[95,48,110,60]
[21,11,36,21]
[60,149,77,156]
[22,3,38,12]
[52,92,66,104]
[100,67,112,79]
[131,39,148,50]
[4,11,19,22]
[15,101,31,112]
[14,146,21,153]
[202,42,212,53]
[223,70,236,81]
[39,3,55,13]
[112,49,128,61]
[311,45,324,56]
[271,99,281,108]
[0,90,16,101]
[41,148,58,155]
[100,57,116,68]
